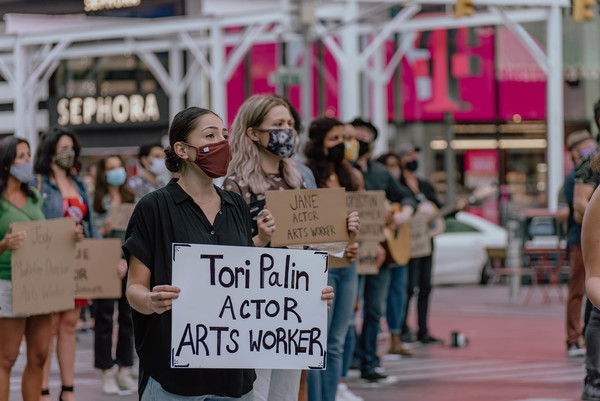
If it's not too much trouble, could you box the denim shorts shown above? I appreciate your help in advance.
[0,279,29,318]
[141,376,254,401]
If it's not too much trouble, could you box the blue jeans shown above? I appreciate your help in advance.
[308,263,358,401]
[341,318,357,380]
[386,264,408,334]
[141,376,253,400]
[357,268,392,374]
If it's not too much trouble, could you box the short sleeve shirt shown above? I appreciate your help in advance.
[122,179,255,397]
[223,173,294,237]
[575,148,600,187]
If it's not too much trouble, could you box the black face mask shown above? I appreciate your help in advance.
[357,140,371,157]
[405,160,418,171]
[326,142,345,164]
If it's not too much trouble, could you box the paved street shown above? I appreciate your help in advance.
[10,284,583,401]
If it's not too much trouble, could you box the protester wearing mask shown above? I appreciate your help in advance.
[33,127,99,401]
[128,142,169,199]
[395,143,443,346]
[350,118,415,384]
[0,137,55,401]
[224,96,344,401]
[91,156,137,394]
[303,117,362,401]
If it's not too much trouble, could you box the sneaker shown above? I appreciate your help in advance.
[567,343,586,357]
[361,370,387,382]
[582,376,600,401]
[336,383,364,401]
[400,331,417,343]
[102,370,120,395]
[116,368,138,392]
[419,334,444,345]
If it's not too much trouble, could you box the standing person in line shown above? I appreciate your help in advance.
[303,117,362,401]
[128,142,169,198]
[564,130,596,357]
[350,118,416,383]
[34,127,101,401]
[0,137,50,401]
[91,155,137,394]
[123,106,335,399]
[375,152,413,356]
[223,95,350,401]
[394,143,444,345]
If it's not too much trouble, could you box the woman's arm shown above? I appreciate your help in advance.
[582,186,600,308]
[126,254,180,315]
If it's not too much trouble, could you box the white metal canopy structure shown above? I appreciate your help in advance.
[0,0,568,210]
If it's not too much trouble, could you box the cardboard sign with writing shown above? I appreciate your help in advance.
[11,218,75,315]
[74,239,122,299]
[266,188,349,247]
[410,211,432,258]
[356,241,380,275]
[171,244,328,369]
[346,191,386,242]
[109,203,135,231]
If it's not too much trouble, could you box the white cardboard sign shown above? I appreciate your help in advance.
[171,244,329,370]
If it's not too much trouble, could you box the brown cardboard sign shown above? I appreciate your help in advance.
[11,218,76,315]
[110,203,135,231]
[266,188,349,247]
[356,241,380,275]
[74,239,122,299]
[410,211,432,258]
[329,254,352,268]
[346,191,386,242]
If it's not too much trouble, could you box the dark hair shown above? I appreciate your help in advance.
[594,99,600,132]
[93,155,135,214]
[272,94,303,134]
[304,117,359,191]
[34,126,82,175]
[376,153,400,166]
[138,142,163,164]
[0,136,36,201]
[164,107,219,173]
[350,117,378,141]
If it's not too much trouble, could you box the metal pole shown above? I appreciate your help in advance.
[372,45,388,156]
[444,112,457,204]
[546,5,563,213]
[169,46,184,119]
[210,20,227,123]
[506,219,523,303]
[339,0,360,121]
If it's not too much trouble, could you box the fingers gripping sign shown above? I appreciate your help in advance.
[1,224,26,252]
[149,285,181,314]
[256,209,276,246]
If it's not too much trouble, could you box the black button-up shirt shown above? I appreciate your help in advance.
[123,179,255,397]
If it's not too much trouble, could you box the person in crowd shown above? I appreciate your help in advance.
[0,137,51,401]
[128,141,169,198]
[393,144,444,345]
[91,155,137,394]
[375,152,413,356]
[34,127,100,401]
[564,130,596,358]
[224,95,350,401]
[123,106,335,399]
[350,118,416,383]
[303,117,362,401]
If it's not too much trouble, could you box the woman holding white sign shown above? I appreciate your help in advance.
[303,117,363,401]
[225,96,357,401]
[33,127,101,401]
[0,136,50,401]
[91,155,137,394]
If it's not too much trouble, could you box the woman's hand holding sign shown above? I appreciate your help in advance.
[345,211,360,261]
[148,285,181,314]
[0,225,26,252]
[255,209,276,247]
[321,285,335,311]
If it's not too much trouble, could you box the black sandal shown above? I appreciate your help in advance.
[41,389,49,396]
[59,385,73,401]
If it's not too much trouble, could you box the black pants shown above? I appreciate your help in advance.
[94,278,134,370]
[401,255,433,339]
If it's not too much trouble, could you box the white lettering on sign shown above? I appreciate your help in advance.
[57,93,160,126]
[84,0,141,12]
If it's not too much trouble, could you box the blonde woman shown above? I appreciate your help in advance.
[224,95,358,401]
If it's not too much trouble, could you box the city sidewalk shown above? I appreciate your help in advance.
[10,284,581,401]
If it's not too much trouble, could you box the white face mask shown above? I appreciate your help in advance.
[147,158,167,176]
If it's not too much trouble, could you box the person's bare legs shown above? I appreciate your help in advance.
[56,307,81,401]
[40,313,59,401]
[0,317,26,401]
[22,313,52,401]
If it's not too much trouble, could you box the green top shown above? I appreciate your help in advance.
[0,190,45,281]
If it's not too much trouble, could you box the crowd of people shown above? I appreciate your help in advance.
[0,94,451,401]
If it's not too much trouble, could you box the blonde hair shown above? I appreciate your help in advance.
[228,94,304,195]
